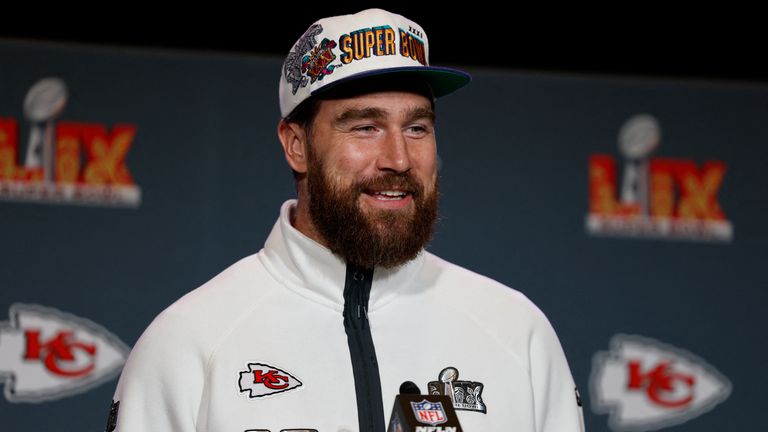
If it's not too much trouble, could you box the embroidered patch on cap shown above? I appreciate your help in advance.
[428,366,486,414]
[238,362,303,398]
[284,24,324,96]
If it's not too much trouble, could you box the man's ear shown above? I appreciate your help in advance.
[277,120,308,174]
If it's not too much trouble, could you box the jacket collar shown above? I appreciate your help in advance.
[260,199,425,312]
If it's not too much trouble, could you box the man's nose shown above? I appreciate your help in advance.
[376,131,411,173]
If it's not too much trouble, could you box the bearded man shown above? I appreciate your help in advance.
[108,8,585,432]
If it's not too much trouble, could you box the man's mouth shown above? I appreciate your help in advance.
[364,190,410,201]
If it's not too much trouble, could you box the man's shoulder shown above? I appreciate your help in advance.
[422,251,530,300]
[421,251,549,326]
[162,252,265,314]
[131,252,272,352]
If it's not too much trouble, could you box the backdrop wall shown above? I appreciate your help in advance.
[0,39,764,431]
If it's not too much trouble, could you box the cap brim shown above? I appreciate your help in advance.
[310,66,472,99]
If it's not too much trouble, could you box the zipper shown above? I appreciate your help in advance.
[343,264,384,432]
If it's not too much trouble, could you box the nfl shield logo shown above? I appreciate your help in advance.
[411,400,448,425]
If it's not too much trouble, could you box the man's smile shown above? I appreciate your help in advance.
[361,189,413,209]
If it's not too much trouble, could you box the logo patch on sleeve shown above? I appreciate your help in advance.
[238,362,303,398]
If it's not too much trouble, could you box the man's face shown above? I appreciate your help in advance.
[305,90,439,269]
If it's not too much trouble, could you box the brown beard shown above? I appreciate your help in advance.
[306,145,438,269]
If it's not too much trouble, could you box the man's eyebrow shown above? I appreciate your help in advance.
[405,106,436,124]
[333,107,387,125]
[332,105,436,125]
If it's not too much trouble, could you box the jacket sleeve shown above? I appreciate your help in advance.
[109,309,207,432]
[528,310,586,432]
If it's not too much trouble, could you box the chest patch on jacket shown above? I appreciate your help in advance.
[428,366,487,414]
[238,362,303,398]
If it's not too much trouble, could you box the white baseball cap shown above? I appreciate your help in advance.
[278,8,472,118]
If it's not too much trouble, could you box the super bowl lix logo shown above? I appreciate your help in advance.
[428,366,486,414]
[586,114,732,242]
[0,303,129,402]
[590,334,731,431]
[0,77,141,207]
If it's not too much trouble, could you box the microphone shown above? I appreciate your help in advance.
[400,381,421,395]
[387,381,463,432]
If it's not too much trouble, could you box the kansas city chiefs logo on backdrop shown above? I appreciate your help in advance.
[0,303,129,402]
[590,334,731,431]
[238,362,303,398]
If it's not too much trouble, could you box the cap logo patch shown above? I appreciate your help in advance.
[284,24,324,95]
[302,38,338,84]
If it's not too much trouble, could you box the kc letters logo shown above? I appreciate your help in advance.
[0,303,129,402]
[0,77,141,207]
[590,334,731,431]
[238,362,303,398]
[586,114,732,242]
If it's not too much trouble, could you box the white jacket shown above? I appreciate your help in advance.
[110,199,585,432]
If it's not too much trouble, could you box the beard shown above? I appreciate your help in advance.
[306,146,438,270]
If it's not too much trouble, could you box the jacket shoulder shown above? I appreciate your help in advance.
[111,252,274,429]
[421,252,550,328]
[135,252,271,352]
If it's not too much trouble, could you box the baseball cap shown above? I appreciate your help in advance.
[278,8,472,118]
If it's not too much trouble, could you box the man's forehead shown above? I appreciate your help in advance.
[321,91,434,118]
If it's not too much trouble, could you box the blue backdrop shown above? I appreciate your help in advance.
[0,38,764,431]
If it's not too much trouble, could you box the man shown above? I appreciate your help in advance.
[107,8,585,432]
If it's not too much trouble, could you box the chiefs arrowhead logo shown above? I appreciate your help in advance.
[0,303,129,402]
[590,334,731,431]
[238,362,303,398]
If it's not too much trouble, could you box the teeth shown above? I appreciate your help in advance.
[373,190,407,200]
[376,191,406,197]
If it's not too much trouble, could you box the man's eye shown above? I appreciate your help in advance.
[407,125,429,134]
[353,125,377,132]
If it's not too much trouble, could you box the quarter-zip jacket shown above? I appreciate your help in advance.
[111,199,585,432]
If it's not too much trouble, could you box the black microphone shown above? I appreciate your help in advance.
[399,381,421,395]
[387,381,463,432]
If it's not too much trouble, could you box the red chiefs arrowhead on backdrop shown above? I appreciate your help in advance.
[0,303,129,402]
[590,334,732,431]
